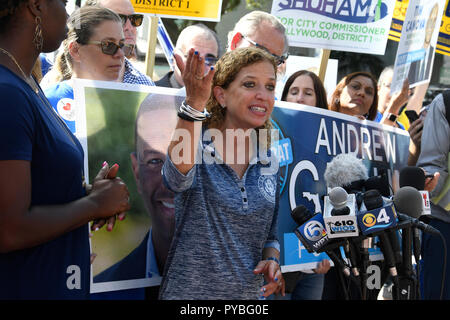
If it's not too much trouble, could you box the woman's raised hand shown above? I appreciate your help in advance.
[174,48,215,110]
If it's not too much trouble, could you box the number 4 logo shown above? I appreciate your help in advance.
[377,208,390,224]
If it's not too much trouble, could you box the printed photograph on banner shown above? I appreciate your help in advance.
[270,101,410,271]
[391,0,445,93]
[275,55,339,101]
[271,0,396,54]
[73,79,183,295]
[132,0,223,22]
[388,0,450,56]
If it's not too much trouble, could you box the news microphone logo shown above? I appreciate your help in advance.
[294,213,329,253]
[323,187,359,238]
[357,205,398,235]
[304,220,327,241]
[420,191,431,215]
[362,213,377,227]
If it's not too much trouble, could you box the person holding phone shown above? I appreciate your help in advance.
[407,106,428,165]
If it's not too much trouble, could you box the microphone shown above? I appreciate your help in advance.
[400,166,425,190]
[393,187,446,300]
[330,187,351,216]
[324,153,368,189]
[399,166,431,215]
[291,205,329,253]
[393,187,440,235]
[361,189,400,299]
[291,205,351,277]
[323,187,359,238]
[364,170,391,198]
[392,186,427,300]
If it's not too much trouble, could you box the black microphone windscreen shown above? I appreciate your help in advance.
[393,186,423,219]
[399,166,425,190]
[291,205,314,226]
[363,189,383,210]
[364,173,391,197]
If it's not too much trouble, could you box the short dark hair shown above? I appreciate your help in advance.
[281,70,328,109]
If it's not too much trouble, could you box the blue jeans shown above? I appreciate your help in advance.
[291,272,325,300]
[421,218,450,300]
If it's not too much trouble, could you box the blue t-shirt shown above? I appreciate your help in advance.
[40,54,53,77]
[0,66,90,299]
[44,80,76,134]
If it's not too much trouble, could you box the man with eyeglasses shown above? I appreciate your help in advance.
[227,11,289,75]
[155,24,220,88]
[85,0,154,86]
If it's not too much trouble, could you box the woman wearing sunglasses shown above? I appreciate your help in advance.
[0,0,130,299]
[44,6,138,133]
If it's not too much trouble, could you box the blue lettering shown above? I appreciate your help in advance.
[354,0,372,17]
[336,0,352,16]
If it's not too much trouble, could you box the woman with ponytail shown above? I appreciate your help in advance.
[44,5,136,132]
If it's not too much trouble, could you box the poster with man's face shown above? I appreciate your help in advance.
[73,80,183,294]
[391,0,445,93]
[71,79,410,296]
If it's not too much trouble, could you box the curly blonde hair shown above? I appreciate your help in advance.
[205,47,278,147]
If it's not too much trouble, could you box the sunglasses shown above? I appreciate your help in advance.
[87,40,135,57]
[241,34,289,66]
[183,54,218,67]
[118,14,144,27]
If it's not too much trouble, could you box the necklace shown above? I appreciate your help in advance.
[0,47,86,188]
[0,46,77,146]
[0,47,39,94]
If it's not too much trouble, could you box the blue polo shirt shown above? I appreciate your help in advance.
[0,66,90,299]
[159,128,280,299]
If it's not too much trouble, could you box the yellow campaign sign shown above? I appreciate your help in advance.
[131,0,223,22]
[389,0,450,56]
[388,0,410,41]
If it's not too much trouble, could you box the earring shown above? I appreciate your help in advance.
[33,16,43,52]
[220,104,226,109]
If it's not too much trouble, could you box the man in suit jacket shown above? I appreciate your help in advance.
[91,94,181,299]
[407,3,439,86]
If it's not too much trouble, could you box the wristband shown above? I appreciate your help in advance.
[178,100,210,121]
[266,257,280,265]
[177,110,196,122]
[386,113,398,122]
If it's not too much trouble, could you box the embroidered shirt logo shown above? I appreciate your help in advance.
[258,175,276,204]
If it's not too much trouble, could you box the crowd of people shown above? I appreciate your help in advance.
[0,0,448,301]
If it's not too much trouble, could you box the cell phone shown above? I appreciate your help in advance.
[405,110,419,123]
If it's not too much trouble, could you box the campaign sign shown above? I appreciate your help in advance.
[284,233,332,271]
[357,204,398,235]
[390,0,446,93]
[272,101,410,271]
[132,0,223,22]
[389,0,450,56]
[271,0,396,54]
